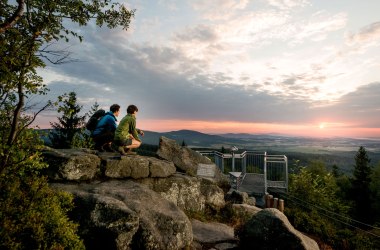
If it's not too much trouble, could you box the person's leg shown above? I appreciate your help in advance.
[101,132,116,152]
[125,138,141,149]
[92,135,105,151]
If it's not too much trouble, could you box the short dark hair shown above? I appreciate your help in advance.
[110,104,120,113]
[127,104,138,114]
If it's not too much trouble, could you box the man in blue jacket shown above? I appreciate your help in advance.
[92,104,120,152]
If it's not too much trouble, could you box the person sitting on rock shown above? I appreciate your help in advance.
[92,104,120,152]
[113,104,144,155]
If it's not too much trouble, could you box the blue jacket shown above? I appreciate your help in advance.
[92,112,117,136]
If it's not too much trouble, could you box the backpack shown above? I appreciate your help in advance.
[86,109,106,132]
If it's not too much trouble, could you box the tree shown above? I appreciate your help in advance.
[72,101,101,149]
[1,1,134,248]
[350,146,372,224]
[0,104,84,248]
[0,0,134,168]
[332,164,341,178]
[286,161,350,248]
[49,92,86,148]
[370,162,380,224]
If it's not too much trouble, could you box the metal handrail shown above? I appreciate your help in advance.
[198,150,288,194]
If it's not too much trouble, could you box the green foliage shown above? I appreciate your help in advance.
[0,117,84,249]
[370,162,380,224]
[285,162,350,248]
[0,175,84,249]
[49,92,86,148]
[71,101,103,149]
[284,154,380,249]
[350,146,372,223]
[1,1,134,248]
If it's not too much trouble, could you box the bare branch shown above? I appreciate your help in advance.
[37,43,80,64]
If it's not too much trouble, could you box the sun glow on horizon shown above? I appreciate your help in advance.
[138,119,380,138]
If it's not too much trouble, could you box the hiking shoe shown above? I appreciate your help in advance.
[117,146,127,155]
[95,145,105,152]
[103,143,116,153]
[123,148,137,155]
[126,150,137,155]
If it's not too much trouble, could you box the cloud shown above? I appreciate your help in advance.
[267,0,310,10]
[33,1,380,138]
[346,21,380,47]
[291,12,347,44]
[324,82,380,127]
[174,24,218,43]
[158,0,179,11]
[190,0,249,20]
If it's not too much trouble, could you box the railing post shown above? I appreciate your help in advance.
[285,155,288,192]
[242,153,246,173]
[264,152,268,194]
[221,154,224,173]
[232,152,235,172]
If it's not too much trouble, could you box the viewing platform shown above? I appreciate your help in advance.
[198,150,288,196]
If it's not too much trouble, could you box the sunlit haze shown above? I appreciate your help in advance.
[34,0,380,139]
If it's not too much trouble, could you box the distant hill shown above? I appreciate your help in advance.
[142,129,243,148]
[141,129,380,171]
[143,129,380,152]
[37,128,380,171]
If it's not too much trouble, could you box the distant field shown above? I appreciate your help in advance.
[139,130,380,173]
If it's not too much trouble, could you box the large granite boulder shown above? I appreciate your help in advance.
[191,219,238,250]
[138,173,225,212]
[51,180,193,250]
[42,147,101,181]
[104,155,176,179]
[156,136,212,176]
[42,148,176,181]
[225,190,256,206]
[239,208,319,250]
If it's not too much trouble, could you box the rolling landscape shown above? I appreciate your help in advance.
[141,130,380,173]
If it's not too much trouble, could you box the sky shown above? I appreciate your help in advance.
[35,0,380,138]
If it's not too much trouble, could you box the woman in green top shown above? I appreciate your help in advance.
[114,104,144,155]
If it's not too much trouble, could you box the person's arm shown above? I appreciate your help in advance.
[136,128,144,136]
[130,118,141,141]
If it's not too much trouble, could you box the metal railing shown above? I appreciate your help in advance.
[198,150,288,194]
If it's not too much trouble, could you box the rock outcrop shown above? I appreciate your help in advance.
[104,155,176,179]
[52,180,193,250]
[42,148,101,181]
[138,173,225,212]
[239,208,319,250]
[42,137,319,250]
[156,136,213,176]
[191,219,238,249]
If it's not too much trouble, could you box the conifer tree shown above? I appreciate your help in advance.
[351,146,372,224]
[49,92,86,148]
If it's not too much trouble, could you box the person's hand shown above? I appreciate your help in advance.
[128,134,134,139]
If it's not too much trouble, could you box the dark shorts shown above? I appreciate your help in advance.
[92,131,114,146]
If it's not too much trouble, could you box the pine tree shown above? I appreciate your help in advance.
[332,164,340,178]
[351,146,372,224]
[49,92,86,148]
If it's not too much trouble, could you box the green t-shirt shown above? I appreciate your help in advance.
[114,114,141,142]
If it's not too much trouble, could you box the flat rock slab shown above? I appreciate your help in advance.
[104,154,176,179]
[191,219,237,245]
